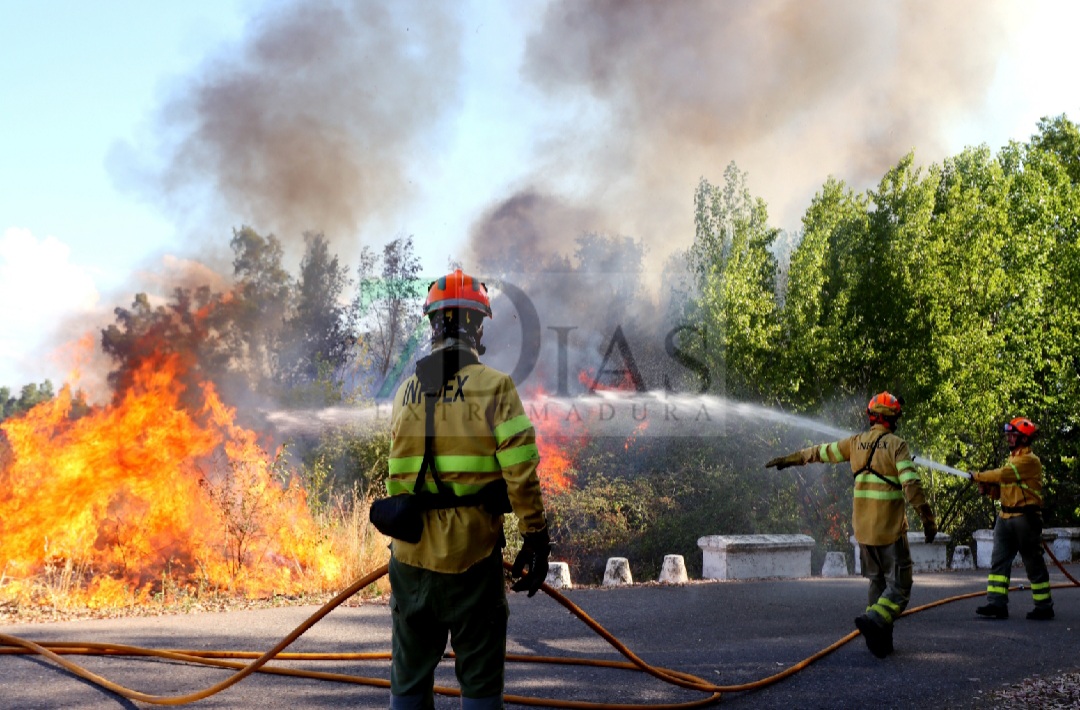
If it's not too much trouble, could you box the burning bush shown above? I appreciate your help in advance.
[0,352,356,610]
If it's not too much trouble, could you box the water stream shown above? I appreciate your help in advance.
[264,390,968,476]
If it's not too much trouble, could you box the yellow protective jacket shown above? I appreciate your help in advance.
[387,353,546,573]
[972,447,1043,518]
[797,424,932,546]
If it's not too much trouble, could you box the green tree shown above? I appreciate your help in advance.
[229,226,293,387]
[685,163,780,399]
[1000,117,1080,524]
[1029,113,1080,185]
[779,177,869,408]
[356,235,424,382]
[896,146,1013,468]
[0,380,57,420]
[279,232,356,402]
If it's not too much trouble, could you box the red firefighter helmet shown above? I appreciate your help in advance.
[1004,417,1038,439]
[423,269,492,318]
[867,391,903,428]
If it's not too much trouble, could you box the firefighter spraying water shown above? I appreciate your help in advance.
[961,417,1054,621]
[765,392,937,659]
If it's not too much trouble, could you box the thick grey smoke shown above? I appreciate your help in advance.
[469,0,1018,264]
[463,0,1020,399]
[112,0,1019,276]
[111,0,463,263]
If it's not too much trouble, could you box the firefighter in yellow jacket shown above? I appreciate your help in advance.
[383,270,549,710]
[965,417,1053,621]
[765,392,936,659]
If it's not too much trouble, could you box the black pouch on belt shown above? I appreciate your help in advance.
[369,494,424,544]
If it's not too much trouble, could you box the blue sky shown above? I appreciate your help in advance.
[2,0,1079,396]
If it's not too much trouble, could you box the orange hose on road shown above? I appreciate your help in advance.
[0,564,387,706]
[2,547,1077,708]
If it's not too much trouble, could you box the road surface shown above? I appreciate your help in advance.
[2,566,1078,709]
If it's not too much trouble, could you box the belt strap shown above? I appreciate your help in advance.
[1000,504,1041,514]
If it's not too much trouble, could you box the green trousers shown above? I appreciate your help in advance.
[986,512,1053,609]
[860,534,913,628]
[389,550,508,706]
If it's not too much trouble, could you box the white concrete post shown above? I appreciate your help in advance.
[659,554,688,584]
[951,545,974,570]
[545,562,573,589]
[821,551,849,577]
[973,529,994,569]
[603,557,633,587]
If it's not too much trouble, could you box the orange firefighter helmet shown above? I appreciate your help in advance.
[1004,417,1039,440]
[867,391,903,428]
[423,269,492,318]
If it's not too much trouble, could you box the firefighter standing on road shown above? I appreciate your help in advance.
[765,392,937,659]
[383,270,550,710]
[965,417,1054,621]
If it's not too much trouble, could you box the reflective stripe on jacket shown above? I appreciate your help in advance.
[972,447,1043,519]
[388,357,545,573]
[800,424,929,546]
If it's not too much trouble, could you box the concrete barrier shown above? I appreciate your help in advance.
[851,532,950,574]
[697,534,814,581]
[659,554,689,584]
[1045,527,1080,563]
[820,551,849,577]
[973,528,1054,569]
[603,557,633,587]
[951,545,974,570]
[546,562,573,590]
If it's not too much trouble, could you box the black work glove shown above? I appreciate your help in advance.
[765,452,803,470]
[511,528,550,598]
[918,503,937,544]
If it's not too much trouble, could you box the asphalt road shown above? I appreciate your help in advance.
[2,565,1078,710]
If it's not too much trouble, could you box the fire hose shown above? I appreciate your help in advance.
[2,550,1078,709]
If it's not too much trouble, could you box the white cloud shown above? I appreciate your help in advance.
[0,227,101,388]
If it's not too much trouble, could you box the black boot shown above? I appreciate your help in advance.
[1026,607,1054,620]
[855,615,890,659]
[976,603,1008,619]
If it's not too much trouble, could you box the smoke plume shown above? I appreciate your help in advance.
[111,0,463,263]
[469,0,1019,264]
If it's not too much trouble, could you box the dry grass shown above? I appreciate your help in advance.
[320,488,392,599]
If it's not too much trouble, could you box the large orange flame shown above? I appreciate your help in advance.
[523,387,585,495]
[0,353,342,607]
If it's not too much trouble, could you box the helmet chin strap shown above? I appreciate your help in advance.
[430,313,486,355]
[868,414,898,430]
